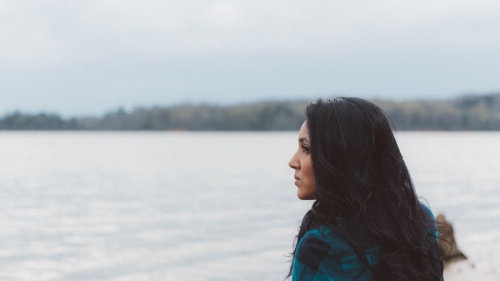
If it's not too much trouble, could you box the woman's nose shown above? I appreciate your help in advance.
[289,152,299,169]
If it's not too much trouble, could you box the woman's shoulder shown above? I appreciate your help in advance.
[295,227,342,263]
[297,227,349,253]
[293,228,350,280]
[293,227,380,280]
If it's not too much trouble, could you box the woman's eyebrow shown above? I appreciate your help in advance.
[298,137,310,143]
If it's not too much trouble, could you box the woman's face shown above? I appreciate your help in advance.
[288,121,316,200]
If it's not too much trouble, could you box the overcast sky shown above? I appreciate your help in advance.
[2,0,500,116]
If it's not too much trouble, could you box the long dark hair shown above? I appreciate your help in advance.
[287,98,442,280]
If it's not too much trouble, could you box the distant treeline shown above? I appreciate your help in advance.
[1,93,499,131]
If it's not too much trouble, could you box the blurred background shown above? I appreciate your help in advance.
[2,0,500,116]
[1,1,499,280]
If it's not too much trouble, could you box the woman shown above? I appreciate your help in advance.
[287,98,443,280]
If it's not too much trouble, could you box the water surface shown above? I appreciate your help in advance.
[0,132,499,280]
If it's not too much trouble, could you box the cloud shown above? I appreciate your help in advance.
[4,0,500,62]
[1,0,500,115]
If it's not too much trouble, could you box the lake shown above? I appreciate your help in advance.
[0,132,499,280]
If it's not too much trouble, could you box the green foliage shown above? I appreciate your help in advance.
[373,93,500,130]
[0,112,67,130]
[1,94,499,130]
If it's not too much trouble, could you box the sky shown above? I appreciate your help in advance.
[1,0,500,116]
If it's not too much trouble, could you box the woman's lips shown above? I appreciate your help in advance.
[294,176,300,185]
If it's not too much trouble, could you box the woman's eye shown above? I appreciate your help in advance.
[301,146,310,153]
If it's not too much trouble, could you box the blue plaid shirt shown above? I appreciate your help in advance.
[292,204,443,280]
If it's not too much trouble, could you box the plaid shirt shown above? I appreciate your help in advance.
[292,204,443,280]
